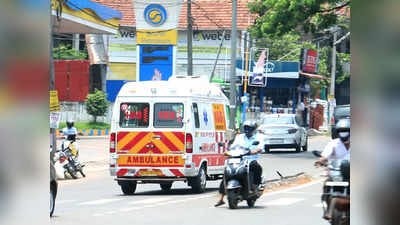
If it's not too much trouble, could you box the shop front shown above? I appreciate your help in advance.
[237,60,300,115]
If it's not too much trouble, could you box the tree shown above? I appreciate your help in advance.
[53,44,88,60]
[85,89,109,123]
[248,0,350,38]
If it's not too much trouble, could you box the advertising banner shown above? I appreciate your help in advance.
[302,49,319,73]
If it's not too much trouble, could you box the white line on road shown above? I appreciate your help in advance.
[262,197,305,206]
[261,179,324,199]
[128,197,172,205]
[312,203,323,208]
[78,198,123,206]
[120,207,141,212]
[284,191,321,196]
[57,200,78,204]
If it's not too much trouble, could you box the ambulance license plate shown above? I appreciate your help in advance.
[228,158,241,164]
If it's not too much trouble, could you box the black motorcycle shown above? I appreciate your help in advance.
[313,151,350,225]
[223,142,265,209]
[56,138,85,179]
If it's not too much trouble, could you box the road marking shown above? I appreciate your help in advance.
[284,191,321,196]
[120,207,141,212]
[93,213,104,217]
[261,179,324,198]
[57,200,78,204]
[105,211,117,215]
[263,197,305,206]
[313,203,323,207]
[128,197,172,205]
[78,198,123,206]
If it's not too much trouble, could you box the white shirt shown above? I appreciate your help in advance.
[230,133,265,162]
[62,127,78,136]
[321,138,350,160]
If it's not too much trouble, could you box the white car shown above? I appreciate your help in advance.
[257,114,308,153]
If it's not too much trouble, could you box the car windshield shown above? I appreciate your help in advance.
[334,106,350,118]
[262,116,294,124]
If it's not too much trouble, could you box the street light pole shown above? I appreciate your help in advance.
[187,0,193,76]
[50,6,57,160]
[229,0,237,130]
[330,29,337,98]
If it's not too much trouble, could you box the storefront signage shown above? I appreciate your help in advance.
[144,4,167,26]
[136,29,178,45]
[248,73,267,87]
[194,31,231,41]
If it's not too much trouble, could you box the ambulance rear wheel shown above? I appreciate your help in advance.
[190,166,207,193]
[160,182,173,191]
[120,181,137,195]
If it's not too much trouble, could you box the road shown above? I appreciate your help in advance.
[52,136,330,225]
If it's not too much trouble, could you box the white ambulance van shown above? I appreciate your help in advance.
[109,75,233,194]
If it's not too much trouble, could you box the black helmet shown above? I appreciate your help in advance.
[243,120,257,137]
[66,120,74,129]
[336,119,350,142]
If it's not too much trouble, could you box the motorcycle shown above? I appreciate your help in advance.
[223,141,265,209]
[312,151,350,225]
[55,137,85,179]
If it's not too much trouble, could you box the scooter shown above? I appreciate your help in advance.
[223,141,265,209]
[312,151,350,225]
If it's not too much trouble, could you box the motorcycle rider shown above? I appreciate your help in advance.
[315,118,350,166]
[315,118,350,219]
[215,120,264,207]
[62,119,79,156]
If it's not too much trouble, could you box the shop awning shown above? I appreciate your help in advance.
[51,0,122,34]
[300,71,329,80]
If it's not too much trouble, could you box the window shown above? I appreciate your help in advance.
[193,103,200,128]
[262,116,294,125]
[154,103,184,128]
[119,103,150,128]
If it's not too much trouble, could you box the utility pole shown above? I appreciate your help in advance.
[330,28,337,98]
[187,0,193,76]
[50,6,57,161]
[210,30,226,82]
[229,0,237,130]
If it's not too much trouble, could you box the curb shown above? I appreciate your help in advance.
[56,129,110,137]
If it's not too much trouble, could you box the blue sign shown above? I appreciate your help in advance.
[144,4,167,26]
[236,60,299,79]
[249,73,266,87]
[203,110,208,125]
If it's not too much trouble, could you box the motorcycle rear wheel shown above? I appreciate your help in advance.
[227,190,239,209]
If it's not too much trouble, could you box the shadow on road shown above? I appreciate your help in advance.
[119,187,220,196]
[264,150,319,159]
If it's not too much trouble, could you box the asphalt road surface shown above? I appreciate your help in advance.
[52,136,331,225]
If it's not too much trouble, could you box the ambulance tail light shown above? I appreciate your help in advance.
[186,133,193,153]
[110,133,116,153]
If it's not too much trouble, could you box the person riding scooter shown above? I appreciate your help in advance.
[315,118,350,220]
[62,119,79,157]
[215,120,264,207]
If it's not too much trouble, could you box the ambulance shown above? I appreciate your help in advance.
[109,75,234,194]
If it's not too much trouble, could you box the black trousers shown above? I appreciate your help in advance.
[250,161,262,186]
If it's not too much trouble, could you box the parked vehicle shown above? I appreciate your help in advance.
[313,151,350,225]
[331,105,350,139]
[224,143,265,209]
[109,76,234,195]
[258,114,308,153]
[50,151,58,217]
[55,139,85,179]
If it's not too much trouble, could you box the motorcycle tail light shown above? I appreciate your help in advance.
[288,128,297,134]
[60,157,67,163]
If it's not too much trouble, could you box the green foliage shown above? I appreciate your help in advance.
[248,0,350,38]
[85,89,109,123]
[59,122,110,130]
[53,44,88,60]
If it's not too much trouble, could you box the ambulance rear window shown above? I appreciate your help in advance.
[154,103,184,128]
[119,103,149,128]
